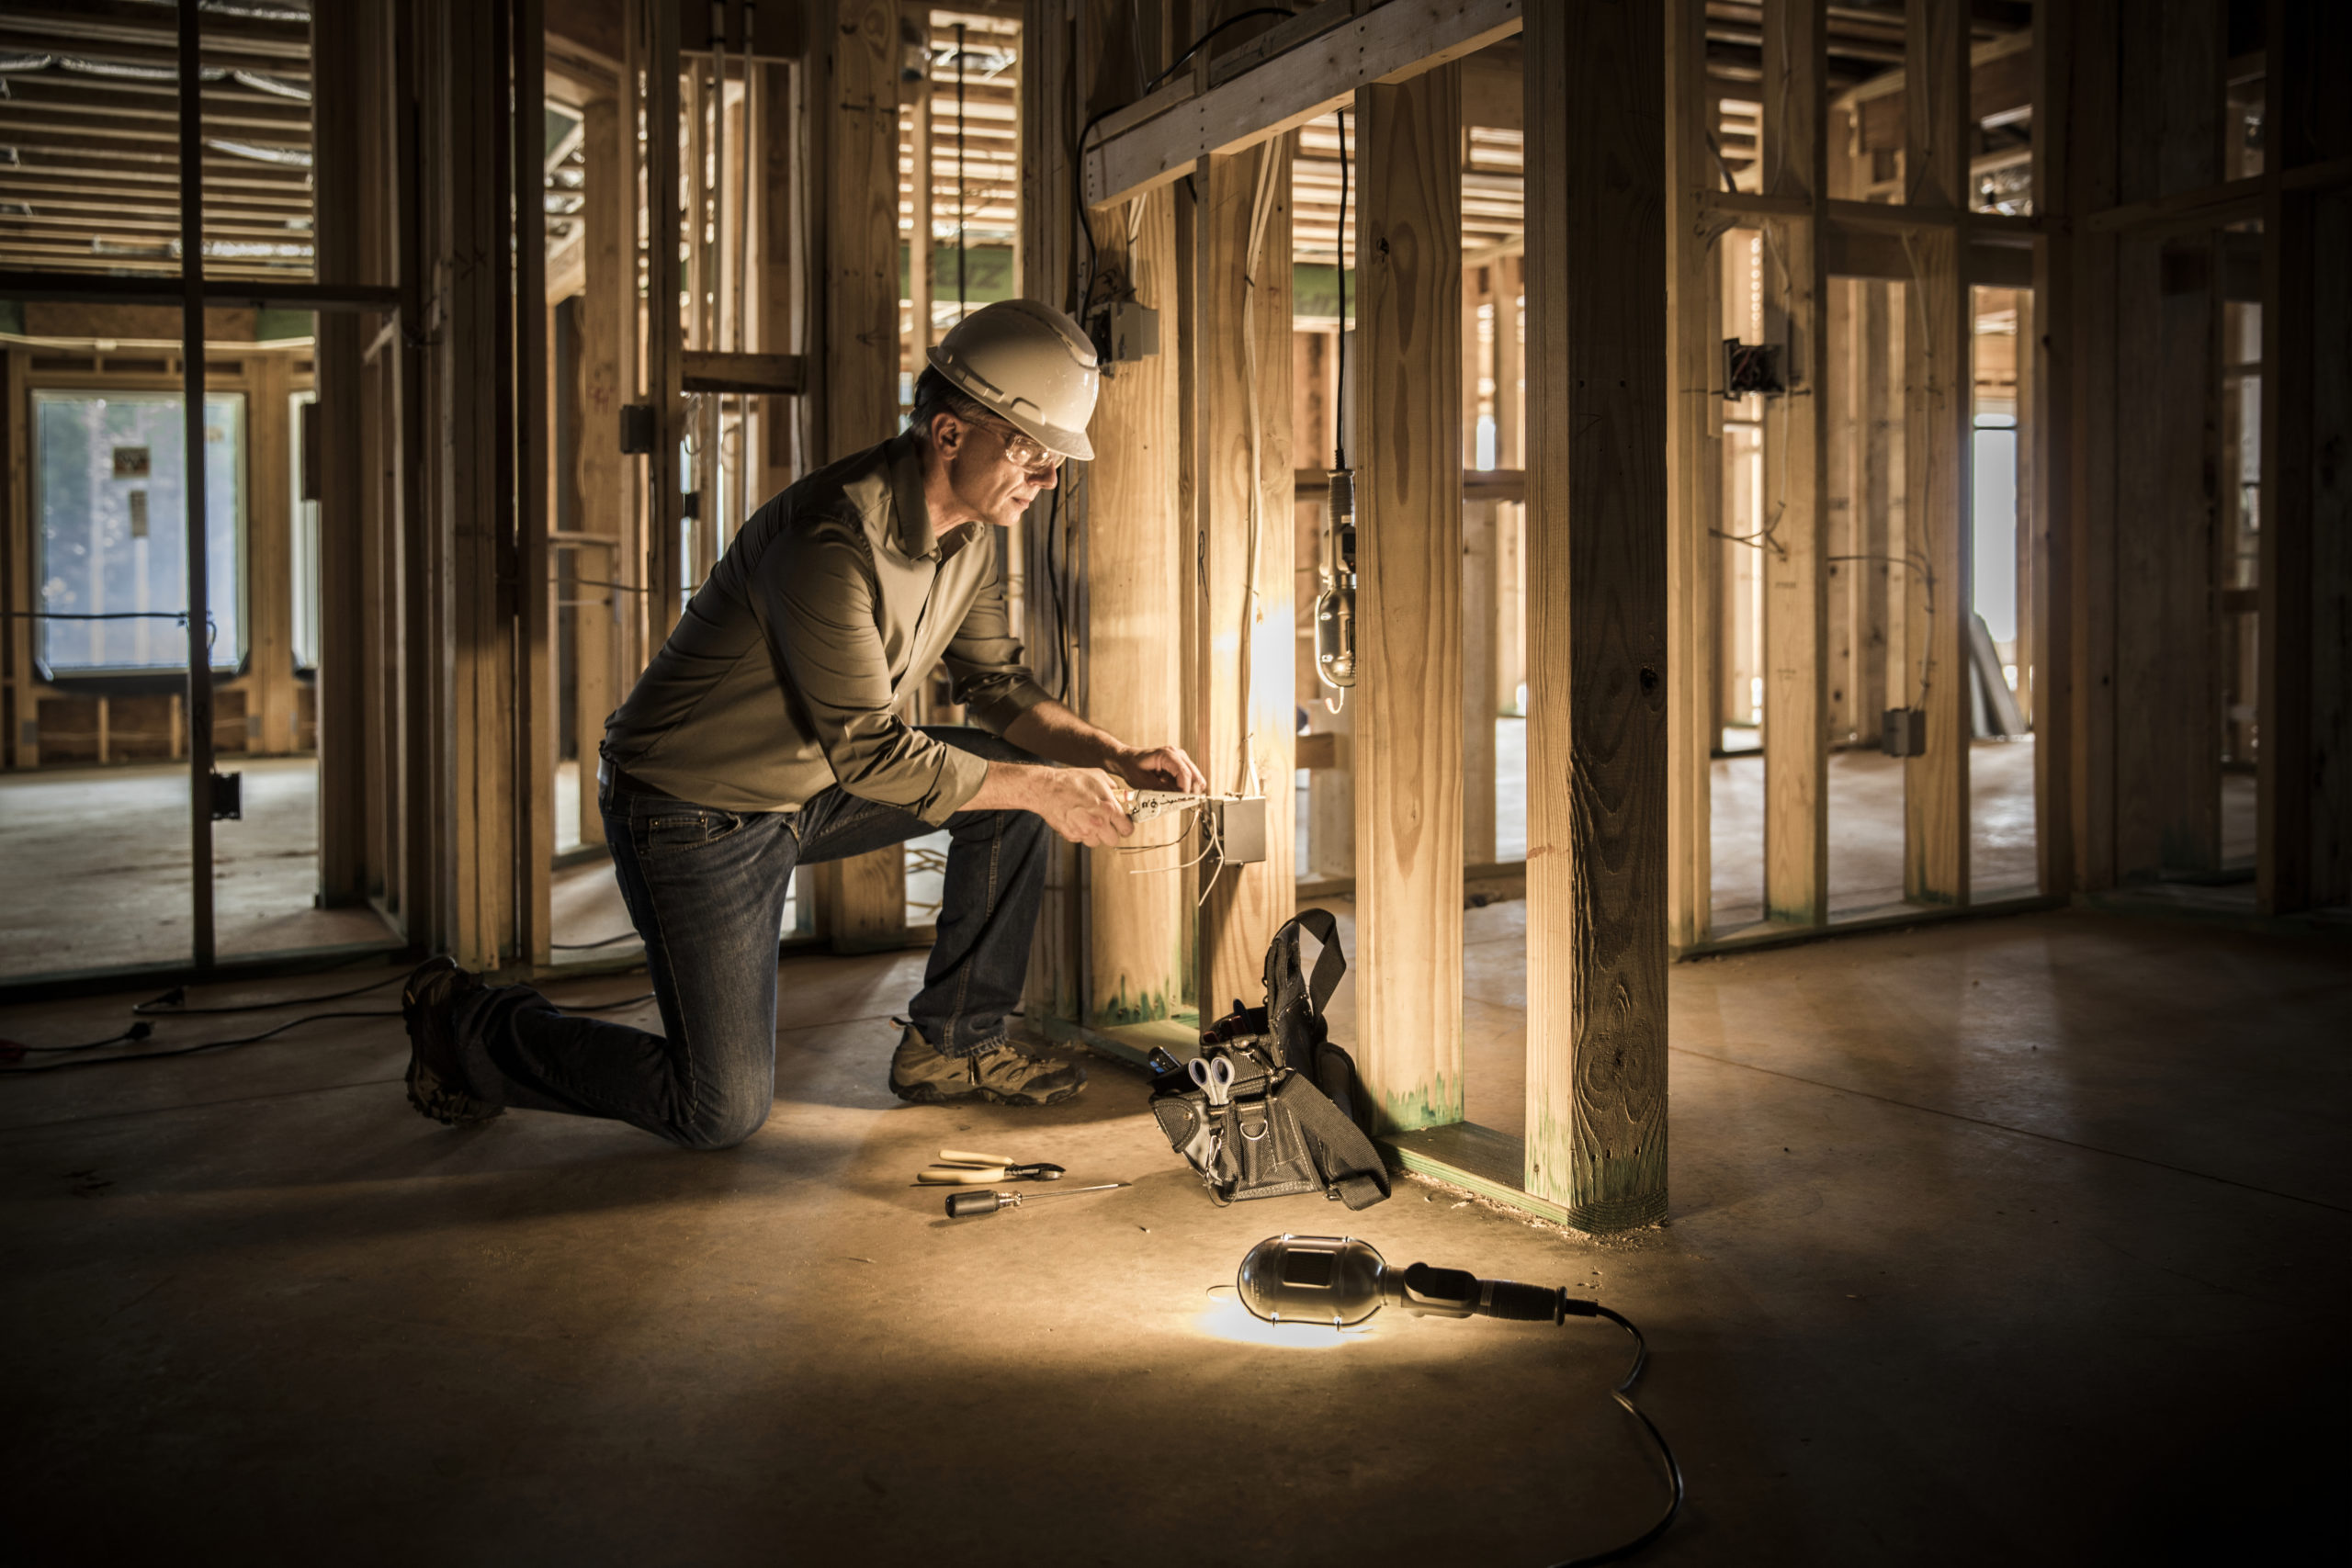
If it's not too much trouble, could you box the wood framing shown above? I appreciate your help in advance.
[514,0,555,966]
[1083,0,1522,213]
[1521,0,1668,1228]
[1192,137,1297,1015]
[574,94,633,846]
[638,0,686,638]
[426,0,512,967]
[1663,0,1716,952]
[1076,0,1183,1024]
[1759,0,1828,928]
[313,0,369,904]
[1354,63,1464,1134]
[2029,0,2074,897]
[806,0,910,953]
[1900,0,1969,906]
[1016,0,1083,1022]
[2259,0,2352,911]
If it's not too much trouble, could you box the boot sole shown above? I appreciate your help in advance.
[403,1043,502,1127]
[889,1078,1084,1109]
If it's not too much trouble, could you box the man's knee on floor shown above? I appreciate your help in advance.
[676,1090,772,1151]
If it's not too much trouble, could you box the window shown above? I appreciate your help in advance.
[34,390,246,674]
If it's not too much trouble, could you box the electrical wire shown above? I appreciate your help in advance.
[0,1010,406,1075]
[550,932,642,951]
[0,976,658,1076]
[1334,107,1350,470]
[132,972,405,1015]
[1552,1305,1685,1568]
[2,1022,151,1055]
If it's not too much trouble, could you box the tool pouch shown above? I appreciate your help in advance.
[1148,912,1390,1211]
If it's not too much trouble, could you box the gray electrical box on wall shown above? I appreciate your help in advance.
[1881,708,1927,758]
[1210,796,1267,865]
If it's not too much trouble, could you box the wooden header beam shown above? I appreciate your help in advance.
[1082,0,1521,212]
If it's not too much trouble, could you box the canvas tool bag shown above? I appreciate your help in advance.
[1148,911,1391,1211]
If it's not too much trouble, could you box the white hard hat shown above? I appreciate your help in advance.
[927,299,1100,461]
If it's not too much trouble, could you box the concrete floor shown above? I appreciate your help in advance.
[4,909,2344,1563]
[0,759,394,979]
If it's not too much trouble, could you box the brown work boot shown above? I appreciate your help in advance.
[888,1023,1086,1107]
[401,956,501,1127]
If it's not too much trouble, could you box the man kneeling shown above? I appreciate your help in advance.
[399,299,1203,1148]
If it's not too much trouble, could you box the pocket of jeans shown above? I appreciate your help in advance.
[639,807,743,857]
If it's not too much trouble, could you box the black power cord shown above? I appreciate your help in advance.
[1553,1304,1686,1568]
[1334,105,1350,468]
[0,974,660,1077]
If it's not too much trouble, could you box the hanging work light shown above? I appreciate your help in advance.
[1313,109,1358,702]
[1236,1235,1686,1565]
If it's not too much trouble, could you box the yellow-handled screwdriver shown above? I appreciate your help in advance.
[944,1182,1125,1218]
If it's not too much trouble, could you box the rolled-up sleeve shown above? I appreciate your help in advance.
[943,539,1052,735]
[761,518,990,824]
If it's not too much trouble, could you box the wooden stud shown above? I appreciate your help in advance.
[1900,0,1968,906]
[1461,260,1498,865]
[1826,273,1858,743]
[907,6,934,363]
[2259,0,2352,911]
[575,96,633,844]
[1461,495,1499,864]
[1522,0,1668,1227]
[1077,189,1183,1018]
[1191,137,1297,1016]
[3,351,29,770]
[515,0,556,967]
[2070,0,2120,893]
[757,57,797,505]
[641,0,686,639]
[1664,0,1716,951]
[311,0,368,904]
[803,0,911,954]
[1355,62,1464,1134]
[2112,1,2222,884]
[1016,0,1082,1021]
[1760,0,1828,927]
[244,351,295,757]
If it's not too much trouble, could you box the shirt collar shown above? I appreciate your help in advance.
[885,431,981,563]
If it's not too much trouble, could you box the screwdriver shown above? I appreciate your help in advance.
[916,1161,1066,1184]
[944,1182,1125,1218]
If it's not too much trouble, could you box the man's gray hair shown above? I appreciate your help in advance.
[909,366,994,440]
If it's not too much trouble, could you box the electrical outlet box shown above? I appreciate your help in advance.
[618,402,658,454]
[1210,795,1267,865]
[1723,337,1786,400]
[1107,300,1159,361]
[1881,707,1927,758]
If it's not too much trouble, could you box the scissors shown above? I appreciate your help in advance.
[1188,1054,1236,1107]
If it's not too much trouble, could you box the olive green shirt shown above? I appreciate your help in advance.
[601,434,1050,823]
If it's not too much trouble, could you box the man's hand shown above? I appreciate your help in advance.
[1113,744,1207,795]
[1034,768,1136,848]
[966,761,1134,847]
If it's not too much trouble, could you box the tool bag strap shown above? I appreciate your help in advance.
[1271,1072,1391,1211]
[1262,908,1346,1077]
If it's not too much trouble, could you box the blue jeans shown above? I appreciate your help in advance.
[453,727,1052,1149]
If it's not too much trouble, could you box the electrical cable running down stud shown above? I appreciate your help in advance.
[1235,1235,1685,1566]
